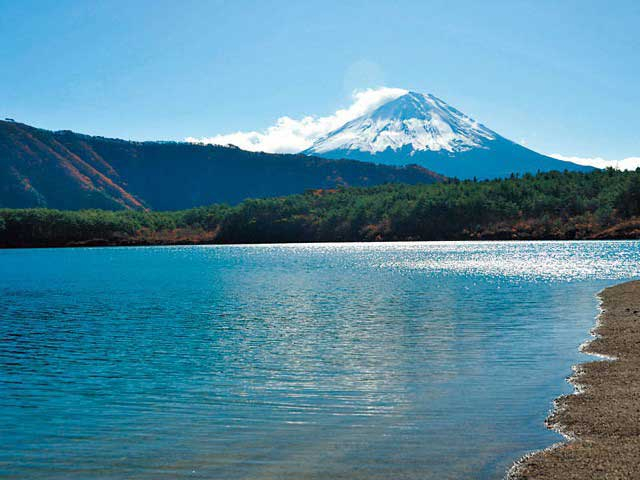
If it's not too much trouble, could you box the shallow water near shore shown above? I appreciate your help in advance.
[2,241,639,480]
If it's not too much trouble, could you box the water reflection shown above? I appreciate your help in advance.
[1,241,639,479]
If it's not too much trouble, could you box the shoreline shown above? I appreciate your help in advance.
[508,280,640,479]
[1,238,638,251]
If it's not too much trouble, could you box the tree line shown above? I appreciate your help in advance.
[1,168,639,247]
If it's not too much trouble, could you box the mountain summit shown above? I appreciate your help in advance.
[304,91,592,179]
[308,92,496,155]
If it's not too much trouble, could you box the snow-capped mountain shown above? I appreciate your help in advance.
[308,92,496,155]
[304,92,592,179]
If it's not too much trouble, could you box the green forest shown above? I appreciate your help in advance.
[2,168,640,247]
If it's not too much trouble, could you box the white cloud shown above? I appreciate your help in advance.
[550,153,640,171]
[185,87,408,153]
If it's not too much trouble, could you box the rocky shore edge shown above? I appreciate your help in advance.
[507,280,640,479]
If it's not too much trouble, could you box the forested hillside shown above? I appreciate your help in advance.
[2,168,639,247]
[0,120,443,210]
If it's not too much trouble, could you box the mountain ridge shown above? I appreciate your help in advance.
[0,120,444,211]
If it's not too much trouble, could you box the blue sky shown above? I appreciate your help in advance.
[1,0,639,165]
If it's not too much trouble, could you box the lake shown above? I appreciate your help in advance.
[1,241,639,479]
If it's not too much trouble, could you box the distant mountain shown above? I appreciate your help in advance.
[0,120,444,211]
[304,91,593,179]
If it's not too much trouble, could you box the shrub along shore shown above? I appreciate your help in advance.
[1,168,640,248]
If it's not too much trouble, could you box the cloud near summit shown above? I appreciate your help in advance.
[186,87,407,153]
[549,154,640,171]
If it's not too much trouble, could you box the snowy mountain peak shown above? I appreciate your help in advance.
[305,91,497,156]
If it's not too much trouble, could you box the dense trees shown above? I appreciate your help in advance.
[1,168,640,247]
[615,174,640,218]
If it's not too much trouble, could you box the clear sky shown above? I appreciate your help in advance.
[1,0,639,164]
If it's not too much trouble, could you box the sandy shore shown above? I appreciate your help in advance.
[508,280,640,479]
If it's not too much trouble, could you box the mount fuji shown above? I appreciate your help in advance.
[303,91,593,179]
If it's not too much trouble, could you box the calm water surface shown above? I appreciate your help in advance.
[1,241,639,479]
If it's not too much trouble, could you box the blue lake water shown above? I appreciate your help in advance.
[1,241,639,479]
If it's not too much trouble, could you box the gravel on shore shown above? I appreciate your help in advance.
[509,280,640,480]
